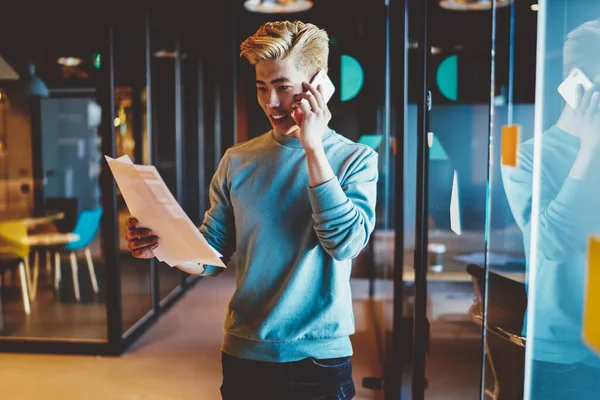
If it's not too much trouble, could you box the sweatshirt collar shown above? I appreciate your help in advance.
[271,127,334,149]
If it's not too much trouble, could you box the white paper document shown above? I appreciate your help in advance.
[105,155,226,268]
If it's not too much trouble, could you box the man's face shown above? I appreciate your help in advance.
[255,59,311,136]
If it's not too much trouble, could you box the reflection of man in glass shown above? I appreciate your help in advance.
[503,19,600,399]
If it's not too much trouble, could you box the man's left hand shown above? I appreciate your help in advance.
[293,81,331,151]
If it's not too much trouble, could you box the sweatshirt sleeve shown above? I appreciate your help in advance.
[198,152,236,277]
[502,149,600,264]
[308,149,378,261]
[536,178,600,260]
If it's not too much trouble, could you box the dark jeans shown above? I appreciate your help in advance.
[530,360,600,400]
[220,352,355,400]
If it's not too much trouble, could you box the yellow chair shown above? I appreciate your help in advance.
[0,220,32,315]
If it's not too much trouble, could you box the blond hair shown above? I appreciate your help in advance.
[563,19,600,79]
[240,21,329,75]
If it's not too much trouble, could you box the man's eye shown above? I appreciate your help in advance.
[278,86,291,91]
[257,87,267,92]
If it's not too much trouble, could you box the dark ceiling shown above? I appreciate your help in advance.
[0,0,539,102]
[233,0,538,105]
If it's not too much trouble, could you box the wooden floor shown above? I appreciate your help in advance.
[0,267,483,399]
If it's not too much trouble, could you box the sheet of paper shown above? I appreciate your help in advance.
[450,170,462,235]
[105,155,226,268]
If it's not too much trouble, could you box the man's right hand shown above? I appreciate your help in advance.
[125,217,159,259]
[568,84,600,184]
[574,84,600,149]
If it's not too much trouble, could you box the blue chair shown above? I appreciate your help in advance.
[35,208,102,301]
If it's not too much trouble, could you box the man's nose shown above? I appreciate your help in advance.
[266,90,281,108]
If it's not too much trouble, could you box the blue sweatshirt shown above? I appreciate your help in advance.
[198,127,378,362]
[502,125,600,366]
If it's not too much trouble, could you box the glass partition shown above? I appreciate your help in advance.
[0,4,219,355]
[149,11,185,303]
[480,1,537,398]
[0,20,108,341]
[478,1,600,399]
[510,1,600,399]
[418,1,497,397]
[113,12,154,335]
[384,0,536,398]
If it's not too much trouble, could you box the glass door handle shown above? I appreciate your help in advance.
[427,90,432,112]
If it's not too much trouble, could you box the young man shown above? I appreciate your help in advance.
[126,20,378,399]
[502,19,600,399]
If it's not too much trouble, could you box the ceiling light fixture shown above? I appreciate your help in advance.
[57,57,83,67]
[244,0,313,14]
[153,50,187,59]
[153,50,177,58]
[439,0,513,11]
